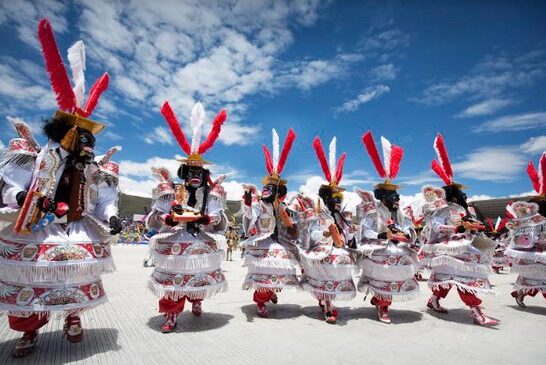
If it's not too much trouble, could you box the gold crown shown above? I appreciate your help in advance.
[176,153,210,167]
[54,110,105,134]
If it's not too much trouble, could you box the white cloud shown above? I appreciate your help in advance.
[456,98,515,118]
[359,29,410,53]
[520,135,546,154]
[473,112,546,133]
[143,127,174,145]
[369,63,397,82]
[335,85,390,114]
[452,146,524,182]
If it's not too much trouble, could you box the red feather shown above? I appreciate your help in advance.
[497,217,509,231]
[82,73,109,117]
[198,109,227,154]
[262,145,273,174]
[485,218,494,231]
[434,134,453,179]
[362,131,386,178]
[277,128,296,174]
[335,152,347,184]
[389,145,404,179]
[526,161,540,193]
[37,18,75,112]
[160,101,191,155]
[312,137,332,182]
[431,160,452,185]
[539,153,546,195]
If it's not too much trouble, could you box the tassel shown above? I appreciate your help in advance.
[60,125,79,152]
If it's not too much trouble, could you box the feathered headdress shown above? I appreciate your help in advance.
[38,18,109,135]
[486,216,509,234]
[430,133,466,189]
[312,136,347,193]
[160,101,227,167]
[526,152,546,197]
[262,128,296,186]
[361,130,403,191]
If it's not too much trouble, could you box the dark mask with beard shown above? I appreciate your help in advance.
[261,184,279,204]
[185,166,205,188]
[75,129,96,165]
[375,189,400,211]
[319,185,343,214]
[444,185,468,210]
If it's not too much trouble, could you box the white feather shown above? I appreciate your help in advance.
[67,40,86,108]
[380,136,392,178]
[495,217,502,231]
[329,137,336,180]
[272,129,280,173]
[190,102,205,153]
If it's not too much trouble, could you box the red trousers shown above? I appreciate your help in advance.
[433,285,482,307]
[373,296,392,308]
[159,297,202,314]
[8,314,49,333]
[524,289,546,299]
[253,290,275,305]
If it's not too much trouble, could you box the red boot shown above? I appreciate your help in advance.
[64,315,83,343]
[427,295,448,314]
[12,331,38,358]
[161,313,177,333]
[191,301,202,316]
[371,297,391,324]
[511,291,526,308]
[257,303,269,318]
[470,306,500,326]
[324,309,338,324]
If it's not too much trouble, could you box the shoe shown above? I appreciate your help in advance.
[377,306,391,324]
[12,331,38,358]
[511,291,527,308]
[64,315,83,343]
[270,293,278,304]
[427,295,448,314]
[318,300,325,311]
[257,304,269,318]
[492,267,501,274]
[324,309,338,324]
[415,273,423,281]
[161,313,177,333]
[470,306,500,326]
[191,301,202,316]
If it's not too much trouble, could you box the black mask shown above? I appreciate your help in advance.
[324,194,342,214]
[382,190,400,211]
[186,166,205,188]
[261,184,278,203]
[75,129,95,165]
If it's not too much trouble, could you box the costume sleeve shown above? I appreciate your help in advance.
[243,202,260,236]
[1,162,34,206]
[360,214,380,240]
[430,213,455,234]
[206,194,224,226]
[94,183,119,221]
[146,196,174,230]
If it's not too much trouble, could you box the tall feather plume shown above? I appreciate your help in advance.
[262,145,274,174]
[8,117,40,151]
[190,102,205,153]
[389,144,404,179]
[272,129,280,173]
[362,131,386,178]
[431,160,452,185]
[277,128,296,174]
[99,146,122,165]
[198,109,227,154]
[497,217,508,231]
[67,40,86,108]
[494,217,502,231]
[526,161,540,194]
[312,137,332,182]
[335,152,347,184]
[380,136,392,178]
[82,73,109,116]
[539,152,546,195]
[433,133,453,180]
[161,101,191,155]
[37,18,76,112]
[328,137,337,181]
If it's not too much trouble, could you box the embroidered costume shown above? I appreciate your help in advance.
[146,102,229,333]
[240,129,300,318]
[485,217,510,274]
[421,134,499,326]
[506,153,546,307]
[296,136,356,324]
[355,131,419,324]
[0,19,120,357]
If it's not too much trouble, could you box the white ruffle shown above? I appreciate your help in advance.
[299,255,357,278]
[356,284,420,302]
[0,295,108,317]
[151,251,223,273]
[0,256,115,284]
[244,255,300,271]
[241,280,301,292]
[513,284,546,293]
[506,249,546,264]
[359,260,417,282]
[511,263,546,279]
[427,255,491,275]
[300,282,356,301]
[422,240,472,256]
[147,278,227,300]
[428,280,495,295]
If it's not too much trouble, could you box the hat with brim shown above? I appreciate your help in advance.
[176,153,211,167]
[263,173,287,186]
[54,110,105,134]
[374,179,400,191]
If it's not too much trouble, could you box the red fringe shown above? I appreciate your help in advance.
[389,145,404,179]
[160,101,191,155]
[361,131,386,178]
[312,137,332,182]
[526,161,540,194]
[539,153,546,195]
[431,160,452,185]
[335,152,347,184]
[434,134,453,179]
[199,109,227,154]
[277,128,296,174]
[37,18,75,112]
[82,73,109,117]
[262,145,274,174]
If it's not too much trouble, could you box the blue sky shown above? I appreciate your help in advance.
[1,0,545,207]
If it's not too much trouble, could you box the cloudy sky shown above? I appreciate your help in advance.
[1,0,545,210]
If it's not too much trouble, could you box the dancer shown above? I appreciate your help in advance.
[421,134,499,326]
[485,217,510,274]
[506,152,546,307]
[146,102,229,333]
[355,131,419,324]
[0,19,120,357]
[241,129,300,317]
[296,136,356,324]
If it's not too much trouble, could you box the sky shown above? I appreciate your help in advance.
[0,0,545,213]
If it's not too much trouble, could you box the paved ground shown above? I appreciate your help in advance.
[0,244,544,365]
